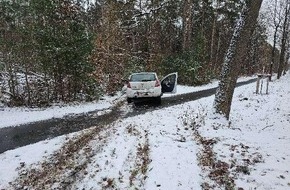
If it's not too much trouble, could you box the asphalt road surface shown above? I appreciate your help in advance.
[0,78,256,153]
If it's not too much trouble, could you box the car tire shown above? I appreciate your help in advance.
[127,98,132,103]
[155,96,161,105]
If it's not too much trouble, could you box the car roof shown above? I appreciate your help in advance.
[131,72,156,75]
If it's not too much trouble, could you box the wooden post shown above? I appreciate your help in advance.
[266,74,270,94]
[256,74,270,94]
[260,77,263,94]
[256,74,261,94]
[0,86,2,99]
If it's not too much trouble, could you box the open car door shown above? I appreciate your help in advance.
[161,72,178,94]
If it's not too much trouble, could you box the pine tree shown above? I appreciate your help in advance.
[31,0,96,101]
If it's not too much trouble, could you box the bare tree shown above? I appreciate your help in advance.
[268,0,284,80]
[214,0,263,119]
[210,2,218,70]
[277,1,290,79]
[283,33,290,74]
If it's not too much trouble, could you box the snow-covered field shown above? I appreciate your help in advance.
[0,73,289,189]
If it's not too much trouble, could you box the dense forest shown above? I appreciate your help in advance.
[0,0,289,107]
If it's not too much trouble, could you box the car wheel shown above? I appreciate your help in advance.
[155,96,161,105]
[127,98,132,103]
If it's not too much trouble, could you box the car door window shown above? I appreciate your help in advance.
[161,73,177,93]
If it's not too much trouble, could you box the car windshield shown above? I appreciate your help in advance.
[130,73,156,82]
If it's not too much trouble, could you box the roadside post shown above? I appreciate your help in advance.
[256,74,271,94]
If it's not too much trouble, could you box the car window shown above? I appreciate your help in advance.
[130,74,156,82]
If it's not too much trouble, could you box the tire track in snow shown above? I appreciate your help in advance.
[72,122,150,190]
[9,124,113,189]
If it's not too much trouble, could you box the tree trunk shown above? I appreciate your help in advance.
[277,2,290,79]
[210,12,217,67]
[270,26,278,80]
[214,0,263,119]
[24,65,31,106]
[269,0,283,81]
[283,39,290,75]
[182,0,194,51]
[213,31,222,75]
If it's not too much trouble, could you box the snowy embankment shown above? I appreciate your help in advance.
[0,95,118,129]
[0,73,289,189]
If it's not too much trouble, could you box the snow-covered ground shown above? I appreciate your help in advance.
[0,73,289,189]
[0,76,255,129]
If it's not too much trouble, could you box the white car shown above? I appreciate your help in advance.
[126,72,177,104]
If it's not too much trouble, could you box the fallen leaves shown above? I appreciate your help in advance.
[9,124,113,189]
[183,109,265,190]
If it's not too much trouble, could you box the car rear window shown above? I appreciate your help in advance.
[130,73,156,82]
